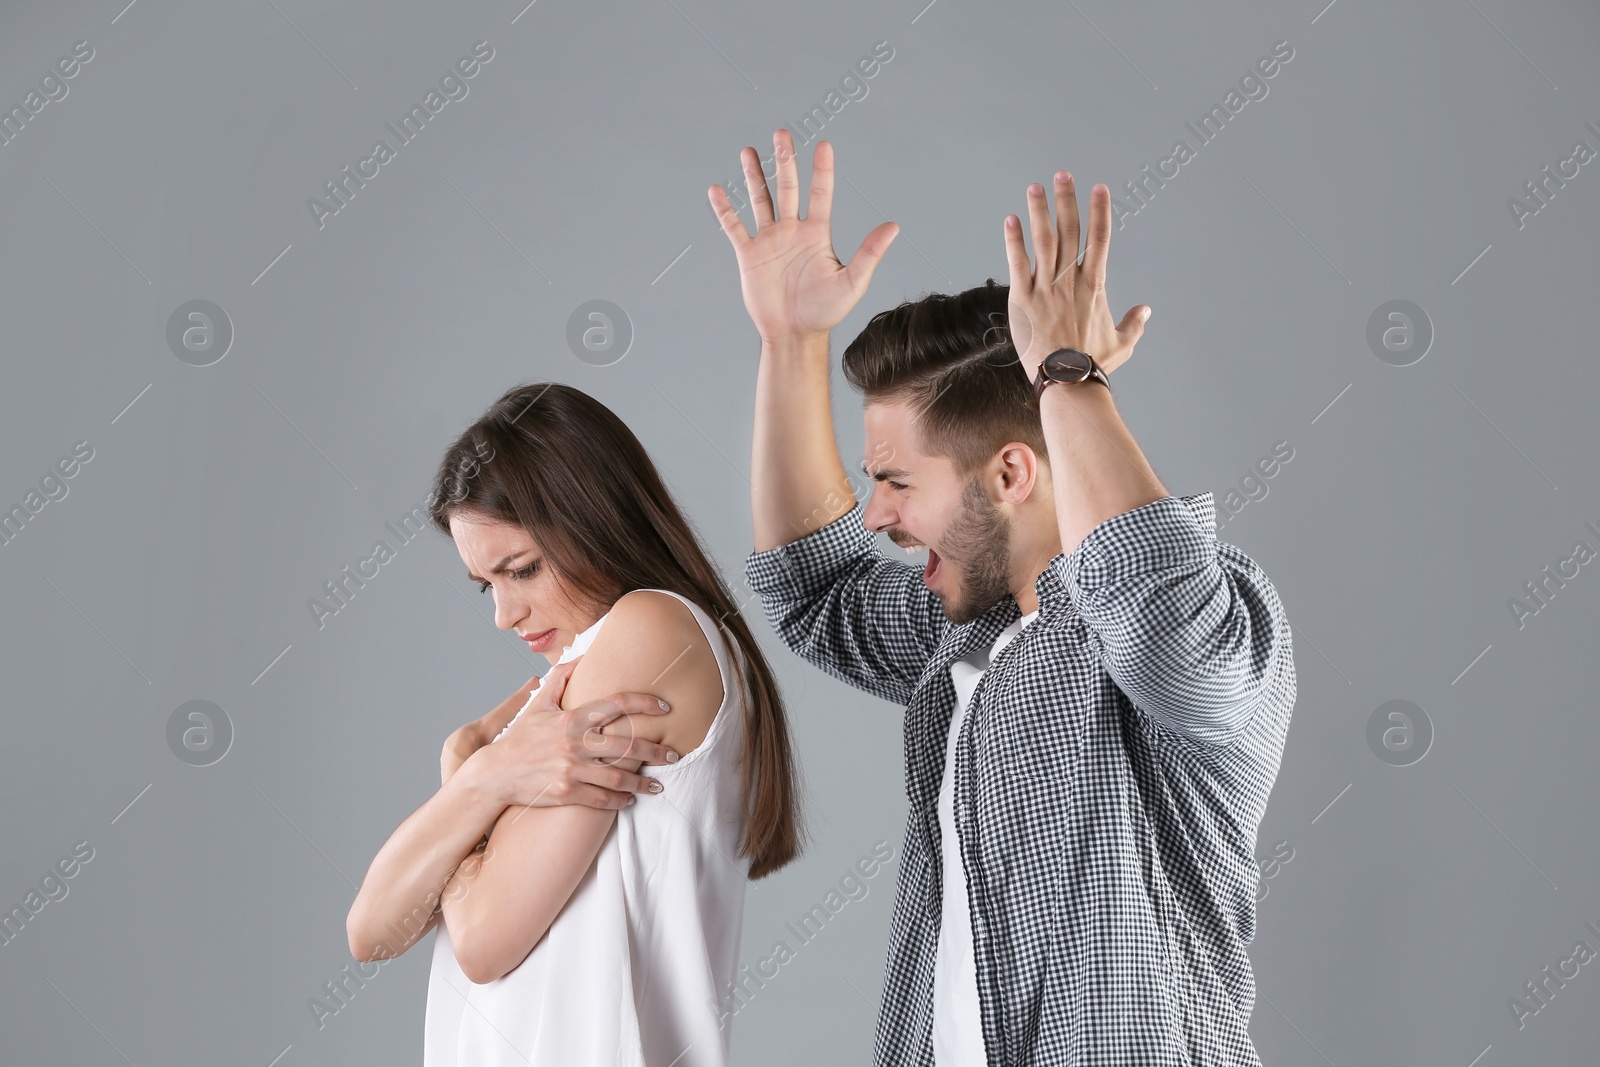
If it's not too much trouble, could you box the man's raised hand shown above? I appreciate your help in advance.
[1003,172,1150,381]
[709,129,899,344]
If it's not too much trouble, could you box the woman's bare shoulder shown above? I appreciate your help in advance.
[561,589,726,759]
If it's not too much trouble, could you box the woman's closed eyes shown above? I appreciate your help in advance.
[477,559,541,593]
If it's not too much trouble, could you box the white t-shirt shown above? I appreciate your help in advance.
[932,607,1038,1066]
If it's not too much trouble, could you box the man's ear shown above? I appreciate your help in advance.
[996,443,1043,501]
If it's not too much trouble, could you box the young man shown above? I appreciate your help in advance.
[710,129,1296,1065]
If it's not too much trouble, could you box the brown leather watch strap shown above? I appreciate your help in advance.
[1028,352,1109,407]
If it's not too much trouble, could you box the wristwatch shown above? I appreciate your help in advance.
[1028,347,1110,408]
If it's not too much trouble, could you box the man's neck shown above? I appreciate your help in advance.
[1008,502,1065,616]
[1012,545,1064,616]
[1014,583,1043,617]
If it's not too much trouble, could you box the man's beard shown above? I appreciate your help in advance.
[934,475,1012,625]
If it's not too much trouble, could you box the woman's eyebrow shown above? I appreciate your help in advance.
[465,550,533,583]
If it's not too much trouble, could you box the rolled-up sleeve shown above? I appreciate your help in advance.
[1058,492,1292,749]
[744,500,949,706]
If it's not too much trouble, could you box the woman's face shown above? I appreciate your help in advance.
[448,510,601,662]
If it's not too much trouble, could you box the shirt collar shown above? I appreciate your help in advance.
[1030,491,1220,623]
[942,594,1022,666]
[1034,553,1070,618]
[941,491,1222,662]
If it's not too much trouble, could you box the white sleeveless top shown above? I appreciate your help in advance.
[424,588,752,1067]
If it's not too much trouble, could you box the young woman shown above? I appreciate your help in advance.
[345,382,804,1066]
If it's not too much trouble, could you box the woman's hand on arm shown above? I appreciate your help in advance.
[347,659,681,966]
[442,592,725,984]
[441,721,488,787]
[440,673,543,786]
[351,679,544,958]
[462,656,682,809]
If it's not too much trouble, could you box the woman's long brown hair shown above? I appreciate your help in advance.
[425,382,803,878]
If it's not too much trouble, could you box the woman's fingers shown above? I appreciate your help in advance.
[567,784,638,810]
[585,729,680,766]
[580,692,667,739]
[584,691,670,725]
[578,761,663,797]
[532,657,579,707]
[579,692,678,764]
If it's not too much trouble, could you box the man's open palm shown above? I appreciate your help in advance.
[710,130,898,343]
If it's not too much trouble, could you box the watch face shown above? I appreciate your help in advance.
[1044,348,1093,381]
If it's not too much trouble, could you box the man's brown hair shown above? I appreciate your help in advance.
[841,278,1046,479]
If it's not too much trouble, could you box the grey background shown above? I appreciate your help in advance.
[1,0,1597,1063]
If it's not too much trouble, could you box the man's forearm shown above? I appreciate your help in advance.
[1039,381,1168,555]
[346,766,509,960]
[752,332,857,553]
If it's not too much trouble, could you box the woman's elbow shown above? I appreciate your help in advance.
[345,900,413,964]
[346,905,381,963]
[455,929,512,984]
[455,924,546,985]
[456,948,502,985]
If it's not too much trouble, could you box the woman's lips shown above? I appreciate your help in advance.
[523,627,557,651]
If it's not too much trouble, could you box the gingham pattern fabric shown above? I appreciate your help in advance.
[744,492,1296,1066]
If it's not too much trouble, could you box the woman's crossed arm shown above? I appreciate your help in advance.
[344,591,701,965]
[425,590,723,984]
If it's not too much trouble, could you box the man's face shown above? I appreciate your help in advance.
[861,399,1014,625]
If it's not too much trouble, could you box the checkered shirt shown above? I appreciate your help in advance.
[744,492,1296,1066]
